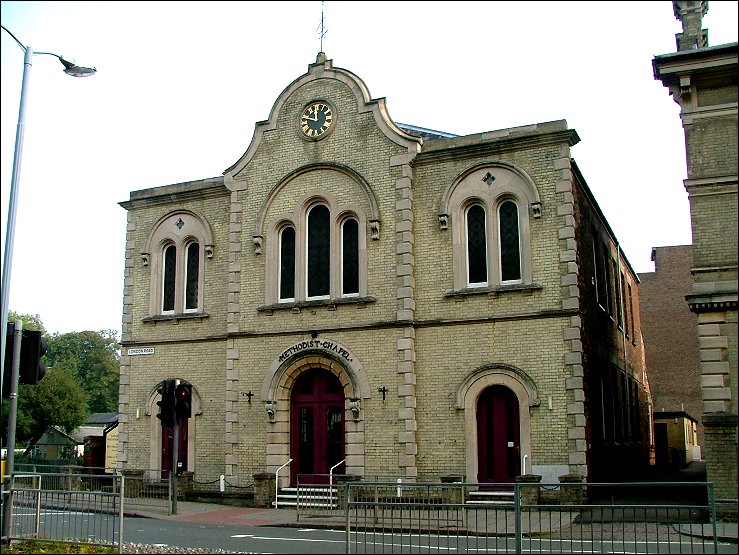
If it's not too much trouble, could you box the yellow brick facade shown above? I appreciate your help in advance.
[653,1,738,508]
[118,54,650,489]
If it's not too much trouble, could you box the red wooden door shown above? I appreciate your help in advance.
[290,368,345,484]
[161,417,188,479]
[477,385,520,483]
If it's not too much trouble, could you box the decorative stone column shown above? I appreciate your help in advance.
[253,472,275,508]
[558,473,587,505]
[441,475,465,504]
[335,474,362,510]
[516,474,542,506]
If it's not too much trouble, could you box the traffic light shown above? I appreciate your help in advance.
[156,379,176,427]
[3,324,48,397]
[174,382,192,419]
[19,330,48,385]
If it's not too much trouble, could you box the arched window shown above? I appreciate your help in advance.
[307,204,330,299]
[443,164,536,292]
[498,200,521,283]
[466,204,488,287]
[162,244,177,314]
[341,218,359,296]
[279,226,296,302]
[266,196,368,305]
[184,242,200,312]
[144,210,212,317]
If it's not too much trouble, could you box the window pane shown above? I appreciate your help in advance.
[162,244,176,312]
[466,204,487,285]
[185,242,199,311]
[499,201,521,282]
[342,219,359,295]
[280,227,295,300]
[307,205,330,297]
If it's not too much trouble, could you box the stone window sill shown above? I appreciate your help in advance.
[258,296,377,314]
[143,312,210,323]
[444,283,542,299]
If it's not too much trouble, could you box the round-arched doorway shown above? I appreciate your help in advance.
[290,368,346,484]
[477,385,520,483]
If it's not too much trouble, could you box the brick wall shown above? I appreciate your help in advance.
[639,245,703,449]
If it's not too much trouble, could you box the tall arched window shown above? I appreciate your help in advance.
[162,244,177,313]
[307,204,330,299]
[279,226,296,302]
[184,242,200,312]
[498,200,521,283]
[466,204,488,287]
[341,218,359,296]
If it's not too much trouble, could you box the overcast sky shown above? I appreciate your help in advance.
[1,1,737,337]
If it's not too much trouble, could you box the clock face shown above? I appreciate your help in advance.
[300,101,333,139]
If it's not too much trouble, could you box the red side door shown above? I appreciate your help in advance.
[161,417,188,480]
[477,385,520,484]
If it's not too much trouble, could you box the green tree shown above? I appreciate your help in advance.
[6,310,46,334]
[45,330,120,413]
[7,367,88,442]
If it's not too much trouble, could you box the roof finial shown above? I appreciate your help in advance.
[673,1,708,50]
[316,0,328,57]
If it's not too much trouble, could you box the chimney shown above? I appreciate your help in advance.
[673,1,709,51]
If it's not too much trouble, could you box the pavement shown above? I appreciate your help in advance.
[127,498,738,544]
[124,462,736,543]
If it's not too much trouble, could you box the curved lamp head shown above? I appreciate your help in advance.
[59,56,96,77]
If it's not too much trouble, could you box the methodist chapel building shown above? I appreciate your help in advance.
[117,52,652,491]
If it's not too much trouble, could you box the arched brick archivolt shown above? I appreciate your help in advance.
[145,380,202,480]
[456,364,539,482]
[260,339,370,485]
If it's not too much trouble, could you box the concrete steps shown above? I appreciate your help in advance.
[273,485,339,509]
[465,489,514,506]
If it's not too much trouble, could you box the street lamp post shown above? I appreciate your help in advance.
[0,25,96,394]
[1,26,96,546]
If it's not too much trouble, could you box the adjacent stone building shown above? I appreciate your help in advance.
[117,51,651,493]
[652,1,738,508]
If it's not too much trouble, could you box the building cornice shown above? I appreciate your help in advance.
[119,177,227,210]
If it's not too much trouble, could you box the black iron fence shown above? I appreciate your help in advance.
[2,472,124,551]
[345,480,722,554]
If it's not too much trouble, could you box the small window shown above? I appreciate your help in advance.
[613,259,622,326]
[341,218,359,296]
[602,243,612,315]
[627,283,635,341]
[499,200,521,283]
[279,227,296,302]
[162,244,177,313]
[307,205,330,299]
[466,204,488,286]
[620,272,628,333]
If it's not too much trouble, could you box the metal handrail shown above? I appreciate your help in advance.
[329,459,346,507]
[274,458,292,508]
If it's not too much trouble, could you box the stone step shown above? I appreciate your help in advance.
[273,485,339,509]
[465,490,514,506]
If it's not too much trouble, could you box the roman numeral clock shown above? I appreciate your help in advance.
[300,101,334,139]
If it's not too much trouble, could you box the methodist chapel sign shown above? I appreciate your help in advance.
[278,339,354,363]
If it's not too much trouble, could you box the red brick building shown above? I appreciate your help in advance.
[639,245,702,455]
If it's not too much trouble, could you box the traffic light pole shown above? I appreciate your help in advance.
[172,417,178,515]
[1,320,22,544]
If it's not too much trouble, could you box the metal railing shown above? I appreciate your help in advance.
[274,458,291,509]
[345,480,722,554]
[3,472,123,551]
[9,464,171,511]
